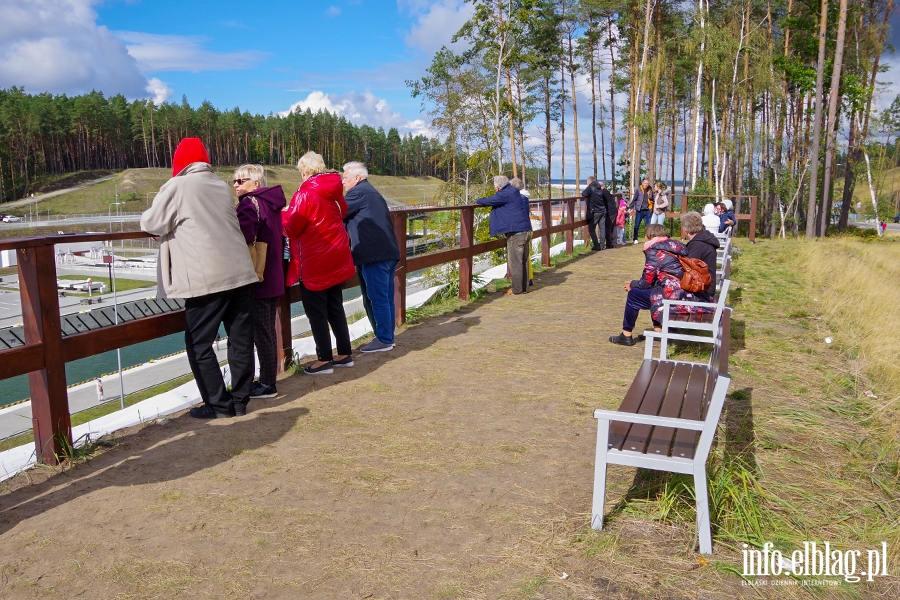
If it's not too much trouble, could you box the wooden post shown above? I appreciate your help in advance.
[275,291,292,372]
[392,212,408,325]
[541,200,552,267]
[18,243,71,463]
[459,206,475,300]
[565,198,575,254]
[749,196,757,242]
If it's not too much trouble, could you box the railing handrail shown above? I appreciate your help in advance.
[0,192,755,464]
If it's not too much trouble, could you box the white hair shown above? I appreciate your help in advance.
[493,175,509,188]
[342,161,368,179]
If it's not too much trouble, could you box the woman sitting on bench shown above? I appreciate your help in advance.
[609,224,705,346]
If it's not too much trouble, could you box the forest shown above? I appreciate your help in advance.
[0,88,446,203]
[408,0,898,237]
[1,1,898,238]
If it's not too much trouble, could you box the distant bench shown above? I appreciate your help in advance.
[591,301,731,554]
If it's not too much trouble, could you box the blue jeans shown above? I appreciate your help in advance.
[360,260,397,344]
[650,212,665,226]
[632,209,652,240]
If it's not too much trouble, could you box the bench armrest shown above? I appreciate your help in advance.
[642,331,716,345]
[661,299,718,309]
[592,409,706,431]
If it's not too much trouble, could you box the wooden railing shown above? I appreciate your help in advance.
[0,193,755,464]
[0,198,590,463]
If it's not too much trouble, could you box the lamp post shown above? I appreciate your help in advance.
[103,250,125,410]
[108,201,124,233]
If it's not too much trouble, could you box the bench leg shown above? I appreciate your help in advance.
[694,464,713,554]
[719,309,731,375]
[591,419,610,530]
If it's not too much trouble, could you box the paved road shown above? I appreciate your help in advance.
[851,220,900,232]
[1,175,116,210]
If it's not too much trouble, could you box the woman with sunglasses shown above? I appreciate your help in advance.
[234,164,287,399]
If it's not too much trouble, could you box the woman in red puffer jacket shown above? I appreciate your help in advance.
[283,151,356,374]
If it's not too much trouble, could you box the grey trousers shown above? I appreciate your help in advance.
[507,231,532,294]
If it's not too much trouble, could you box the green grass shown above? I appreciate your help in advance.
[56,274,155,294]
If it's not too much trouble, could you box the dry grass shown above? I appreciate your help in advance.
[798,235,900,418]
[5,166,444,219]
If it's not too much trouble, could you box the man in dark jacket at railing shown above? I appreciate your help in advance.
[342,161,401,353]
[476,175,533,294]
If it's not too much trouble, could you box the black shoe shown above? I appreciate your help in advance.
[233,401,248,417]
[609,333,635,347]
[592,245,602,251]
[332,355,355,368]
[190,404,231,419]
[635,334,647,342]
[304,361,334,375]
[249,381,277,398]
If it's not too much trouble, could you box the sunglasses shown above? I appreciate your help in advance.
[233,178,251,185]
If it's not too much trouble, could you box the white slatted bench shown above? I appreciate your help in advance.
[591,310,731,554]
[660,279,732,374]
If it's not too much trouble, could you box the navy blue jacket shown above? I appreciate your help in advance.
[476,184,533,237]
[343,179,400,265]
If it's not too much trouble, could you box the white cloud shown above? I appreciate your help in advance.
[117,31,267,72]
[145,77,174,104]
[0,0,149,98]
[282,90,430,135]
[326,6,341,17]
[400,0,474,55]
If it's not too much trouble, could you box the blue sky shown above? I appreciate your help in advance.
[0,0,475,135]
[0,0,897,182]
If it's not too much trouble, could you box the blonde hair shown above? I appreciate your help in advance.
[297,151,326,179]
[233,164,266,186]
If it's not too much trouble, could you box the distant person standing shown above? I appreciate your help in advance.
[341,161,400,353]
[476,176,533,295]
[141,138,258,419]
[509,178,534,285]
[615,197,628,246]
[581,176,608,251]
[628,179,655,244]
[650,182,669,226]
[95,378,104,403]
[234,164,287,399]
[598,181,617,248]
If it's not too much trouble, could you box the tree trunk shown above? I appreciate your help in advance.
[817,0,848,237]
[805,0,828,237]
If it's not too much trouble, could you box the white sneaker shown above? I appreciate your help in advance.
[633,240,639,245]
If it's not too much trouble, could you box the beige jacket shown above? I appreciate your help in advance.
[141,163,258,298]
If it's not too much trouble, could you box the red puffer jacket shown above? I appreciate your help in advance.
[282,172,356,291]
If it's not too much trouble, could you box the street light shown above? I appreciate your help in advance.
[108,201,124,233]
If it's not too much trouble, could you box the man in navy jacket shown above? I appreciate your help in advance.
[342,162,401,352]
[476,176,533,294]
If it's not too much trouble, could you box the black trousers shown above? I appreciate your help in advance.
[253,297,278,386]
[184,284,254,415]
[603,213,616,248]
[589,212,608,248]
[299,280,352,362]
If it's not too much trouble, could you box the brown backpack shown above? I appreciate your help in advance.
[664,251,712,293]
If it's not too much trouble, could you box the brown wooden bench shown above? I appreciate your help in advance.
[591,308,731,554]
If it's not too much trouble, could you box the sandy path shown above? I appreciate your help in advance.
[0,245,743,599]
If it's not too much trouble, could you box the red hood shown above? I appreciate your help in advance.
[300,172,343,201]
[172,138,210,176]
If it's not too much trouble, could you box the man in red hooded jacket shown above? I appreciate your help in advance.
[141,138,259,418]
